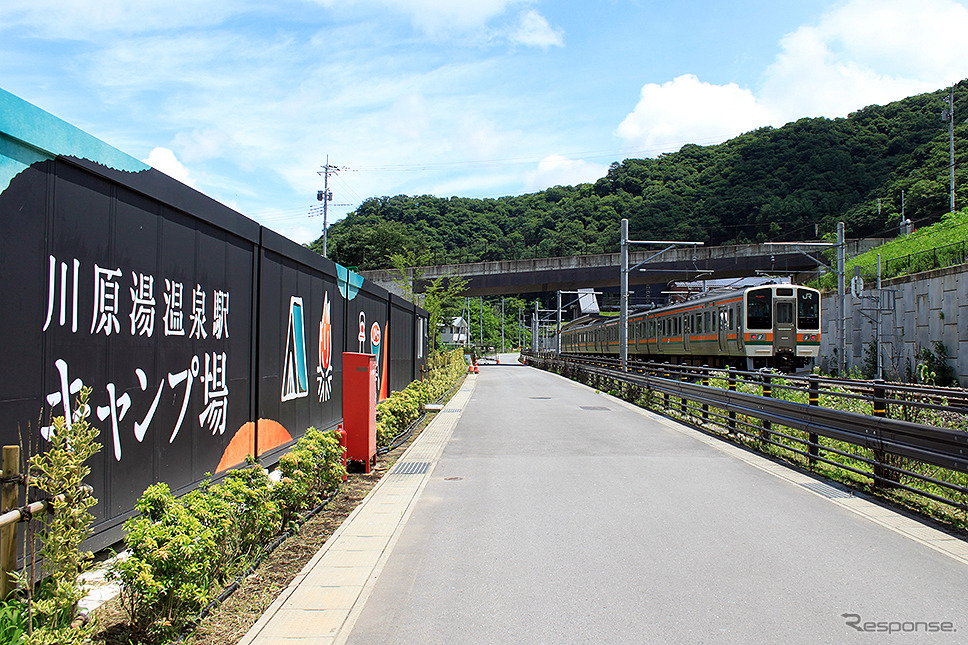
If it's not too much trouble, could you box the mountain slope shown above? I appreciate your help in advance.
[320,81,968,270]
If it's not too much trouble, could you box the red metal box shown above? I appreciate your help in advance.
[342,352,377,472]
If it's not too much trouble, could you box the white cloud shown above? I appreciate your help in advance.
[380,0,528,34]
[309,0,536,38]
[272,223,320,246]
[172,128,232,163]
[143,147,194,186]
[524,155,607,191]
[615,74,775,155]
[0,0,251,39]
[617,0,968,158]
[760,0,968,120]
[510,9,563,48]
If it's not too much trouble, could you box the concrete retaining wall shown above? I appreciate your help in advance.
[820,263,966,385]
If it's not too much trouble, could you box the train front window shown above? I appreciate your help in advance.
[776,301,794,325]
[747,288,772,329]
[797,289,820,329]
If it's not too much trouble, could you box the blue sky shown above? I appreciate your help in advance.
[3,0,968,244]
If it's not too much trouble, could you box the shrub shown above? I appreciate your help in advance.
[272,427,345,527]
[375,349,466,447]
[25,388,100,644]
[112,483,219,638]
[115,422,347,636]
[181,464,282,578]
[914,342,957,387]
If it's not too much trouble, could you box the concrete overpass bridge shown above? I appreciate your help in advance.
[361,239,885,298]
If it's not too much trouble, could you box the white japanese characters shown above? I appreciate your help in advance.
[91,264,123,336]
[41,255,232,461]
[129,273,156,337]
[164,279,185,336]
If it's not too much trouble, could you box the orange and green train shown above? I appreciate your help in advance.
[560,284,822,372]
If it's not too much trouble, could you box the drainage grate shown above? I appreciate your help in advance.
[529,396,552,400]
[392,462,431,475]
[800,481,853,499]
[580,406,611,411]
[440,409,461,414]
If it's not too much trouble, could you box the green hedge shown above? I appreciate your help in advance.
[112,428,345,639]
[376,349,467,446]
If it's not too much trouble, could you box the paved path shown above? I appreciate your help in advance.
[242,360,968,644]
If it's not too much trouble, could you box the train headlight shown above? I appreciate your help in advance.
[751,333,766,341]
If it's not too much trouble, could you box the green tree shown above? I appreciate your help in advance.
[423,276,468,351]
[312,80,968,268]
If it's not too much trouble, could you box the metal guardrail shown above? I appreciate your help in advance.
[860,239,968,280]
[525,353,968,513]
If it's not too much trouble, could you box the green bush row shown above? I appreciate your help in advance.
[376,349,467,446]
[111,427,345,640]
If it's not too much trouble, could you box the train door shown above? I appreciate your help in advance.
[774,297,796,354]
[718,306,728,352]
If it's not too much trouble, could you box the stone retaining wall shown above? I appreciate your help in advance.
[820,263,966,384]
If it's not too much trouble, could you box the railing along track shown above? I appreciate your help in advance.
[527,352,968,514]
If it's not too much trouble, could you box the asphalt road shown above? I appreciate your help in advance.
[345,362,968,644]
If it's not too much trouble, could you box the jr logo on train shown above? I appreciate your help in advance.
[560,285,822,372]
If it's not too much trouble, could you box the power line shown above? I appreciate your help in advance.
[331,173,366,205]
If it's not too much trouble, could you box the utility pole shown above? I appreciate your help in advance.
[533,301,538,353]
[877,254,883,380]
[316,156,342,258]
[943,85,956,214]
[556,290,562,354]
[837,221,846,376]
[619,218,703,372]
[501,297,505,353]
[620,219,629,371]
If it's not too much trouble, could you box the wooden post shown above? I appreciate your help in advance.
[701,366,709,422]
[680,371,688,415]
[761,372,772,446]
[1,445,20,599]
[871,379,895,487]
[808,376,820,465]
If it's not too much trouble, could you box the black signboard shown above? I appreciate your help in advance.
[0,89,428,549]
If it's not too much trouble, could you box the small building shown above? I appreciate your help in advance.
[440,316,469,346]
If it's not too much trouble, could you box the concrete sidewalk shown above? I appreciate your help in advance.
[241,362,968,644]
[237,375,477,645]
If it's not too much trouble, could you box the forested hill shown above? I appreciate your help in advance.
[319,81,968,271]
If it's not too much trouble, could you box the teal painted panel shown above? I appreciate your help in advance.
[0,88,149,194]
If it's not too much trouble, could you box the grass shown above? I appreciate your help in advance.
[816,209,968,289]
